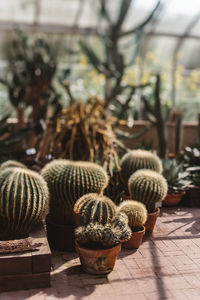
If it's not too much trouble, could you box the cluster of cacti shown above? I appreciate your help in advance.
[128,169,168,213]
[75,212,131,248]
[0,160,27,172]
[74,193,116,225]
[41,159,108,225]
[119,200,147,228]
[120,150,163,185]
[0,167,49,240]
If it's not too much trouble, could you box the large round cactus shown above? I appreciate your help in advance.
[120,150,163,185]
[0,160,27,172]
[128,169,168,213]
[119,200,147,228]
[41,159,109,225]
[74,193,116,225]
[0,167,49,240]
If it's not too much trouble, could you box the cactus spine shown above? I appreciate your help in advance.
[119,200,147,228]
[120,150,163,185]
[128,169,168,213]
[0,167,49,240]
[0,160,27,172]
[74,193,116,225]
[75,212,131,248]
[41,159,109,225]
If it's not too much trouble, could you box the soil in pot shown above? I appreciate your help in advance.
[123,226,145,249]
[145,207,160,234]
[46,214,75,251]
[162,191,185,207]
[75,240,121,275]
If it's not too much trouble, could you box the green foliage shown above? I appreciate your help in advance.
[0,30,61,123]
[74,193,116,226]
[119,200,147,228]
[75,212,131,249]
[0,167,49,240]
[80,0,161,119]
[128,169,168,213]
[120,149,163,186]
[41,159,108,225]
[162,159,190,193]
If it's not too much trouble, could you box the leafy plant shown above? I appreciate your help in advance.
[162,159,190,193]
[0,30,61,124]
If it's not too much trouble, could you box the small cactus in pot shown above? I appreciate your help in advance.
[120,150,162,188]
[128,169,168,233]
[128,169,168,213]
[0,167,49,240]
[119,200,147,248]
[74,194,131,274]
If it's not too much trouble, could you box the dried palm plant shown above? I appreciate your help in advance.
[37,96,125,174]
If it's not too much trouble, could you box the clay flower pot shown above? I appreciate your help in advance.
[75,240,121,275]
[145,207,160,233]
[162,191,186,207]
[123,226,145,249]
[46,214,75,251]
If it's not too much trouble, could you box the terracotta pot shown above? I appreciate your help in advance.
[46,214,75,251]
[75,240,121,275]
[145,207,160,233]
[184,185,200,207]
[162,191,185,207]
[123,226,145,249]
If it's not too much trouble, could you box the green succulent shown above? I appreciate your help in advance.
[0,167,49,240]
[0,160,27,172]
[128,169,168,213]
[41,159,108,225]
[119,200,147,228]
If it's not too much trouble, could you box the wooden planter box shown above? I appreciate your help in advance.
[0,223,51,292]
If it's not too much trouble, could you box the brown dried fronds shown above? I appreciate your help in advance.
[44,96,121,173]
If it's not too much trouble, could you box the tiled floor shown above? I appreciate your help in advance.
[1,207,200,300]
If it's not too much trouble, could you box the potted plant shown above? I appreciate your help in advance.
[75,213,131,274]
[119,200,147,249]
[120,149,163,195]
[41,159,108,251]
[128,169,168,233]
[162,159,190,206]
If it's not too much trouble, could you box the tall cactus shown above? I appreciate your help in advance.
[41,159,109,225]
[128,169,168,213]
[0,167,49,240]
[0,160,27,172]
[120,149,162,185]
[74,193,116,226]
[119,200,147,228]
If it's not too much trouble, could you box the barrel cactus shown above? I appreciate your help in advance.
[75,212,131,248]
[119,200,147,228]
[74,193,116,226]
[120,150,163,185]
[41,159,109,225]
[0,167,49,240]
[128,169,168,213]
[0,160,27,172]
